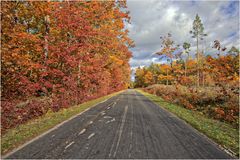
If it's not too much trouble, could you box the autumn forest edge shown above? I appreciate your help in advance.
[1,1,239,134]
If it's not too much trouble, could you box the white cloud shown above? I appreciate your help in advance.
[126,0,239,69]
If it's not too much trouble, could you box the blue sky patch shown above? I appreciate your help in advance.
[221,1,239,17]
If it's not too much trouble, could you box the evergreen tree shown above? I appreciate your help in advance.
[190,14,207,87]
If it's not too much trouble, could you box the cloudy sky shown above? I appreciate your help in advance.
[126,0,239,79]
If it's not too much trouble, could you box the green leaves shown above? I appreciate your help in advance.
[190,14,206,38]
[183,42,190,51]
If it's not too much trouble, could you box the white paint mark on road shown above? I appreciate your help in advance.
[110,105,129,158]
[65,141,74,149]
[106,118,116,124]
[107,102,115,107]
[111,118,116,122]
[101,111,106,116]
[51,135,55,138]
[78,129,86,135]
[89,121,93,124]
[104,116,112,119]
[129,104,133,158]
[129,143,132,158]
[111,102,117,108]
[88,133,95,139]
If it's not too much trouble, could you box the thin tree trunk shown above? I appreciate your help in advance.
[170,58,174,84]
[186,53,190,78]
[166,68,169,85]
[218,50,221,57]
[197,36,200,88]
[185,59,187,77]
[202,71,205,87]
[202,51,205,87]
[44,15,50,62]
[78,60,81,86]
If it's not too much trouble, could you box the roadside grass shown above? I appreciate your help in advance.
[1,90,123,155]
[137,89,239,157]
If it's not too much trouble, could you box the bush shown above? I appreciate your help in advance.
[144,84,239,127]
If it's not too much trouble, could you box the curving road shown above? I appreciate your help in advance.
[5,89,232,159]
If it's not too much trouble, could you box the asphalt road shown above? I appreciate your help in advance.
[6,89,233,159]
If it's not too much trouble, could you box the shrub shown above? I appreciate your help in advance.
[144,84,239,127]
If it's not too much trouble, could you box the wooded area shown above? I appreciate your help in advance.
[1,1,133,132]
[135,15,239,127]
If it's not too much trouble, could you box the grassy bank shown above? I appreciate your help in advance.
[138,89,239,157]
[1,90,123,155]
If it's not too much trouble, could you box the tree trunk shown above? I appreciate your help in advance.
[185,59,187,77]
[166,68,169,85]
[78,61,81,86]
[186,53,190,78]
[197,36,200,88]
[44,15,50,62]
[202,71,205,87]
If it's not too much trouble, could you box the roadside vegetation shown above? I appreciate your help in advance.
[1,91,122,155]
[143,84,238,128]
[1,1,133,133]
[134,14,239,128]
[139,90,239,157]
[134,14,239,156]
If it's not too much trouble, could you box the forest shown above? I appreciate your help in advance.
[1,1,239,134]
[134,14,239,128]
[1,1,134,132]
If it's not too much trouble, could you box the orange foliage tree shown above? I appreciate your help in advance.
[1,1,134,131]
